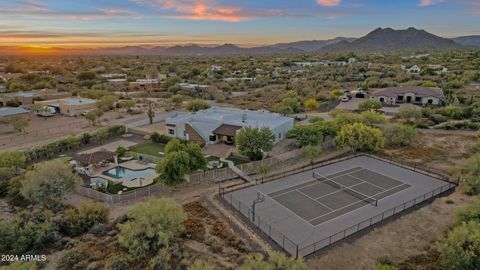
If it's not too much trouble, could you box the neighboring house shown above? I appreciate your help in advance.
[402,65,421,73]
[101,73,127,83]
[129,79,160,91]
[0,72,22,82]
[179,83,211,91]
[0,107,30,121]
[36,97,97,116]
[0,89,70,106]
[165,107,294,145]
[370,86,444,106]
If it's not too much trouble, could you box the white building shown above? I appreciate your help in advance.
[165,107,294,145]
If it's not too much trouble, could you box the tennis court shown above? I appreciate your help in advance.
[222,155,456,257]
[269,167,411,226]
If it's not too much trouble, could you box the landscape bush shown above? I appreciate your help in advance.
[0,210,58,254]
[183,216,206,241]
[117,198,187,260]
[150,131,171,144]
[23,125,126,162]
[335,123,385,152]
[384,124,418,147]
[20,159,81,206]
[438,221,480,270]
[58,202,109,237]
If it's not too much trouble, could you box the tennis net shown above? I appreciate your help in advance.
[312,171,378,206]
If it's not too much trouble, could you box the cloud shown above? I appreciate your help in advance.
[316,0,342,7]
[418,0,444,7]
[0,1,139,20]
[130,0,308,22]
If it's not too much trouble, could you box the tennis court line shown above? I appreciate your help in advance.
[346,171,390,191]
[297,189,334,211]
[268,167,365,199]
[307,182,411,226]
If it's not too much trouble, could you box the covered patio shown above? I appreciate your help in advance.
[212,124,242,145]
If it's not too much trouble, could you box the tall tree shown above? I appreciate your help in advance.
[236,126,275,161]
[20,160,80,206]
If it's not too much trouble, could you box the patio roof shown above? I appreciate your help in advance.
[212,124,242,137]
[74,151,116,165]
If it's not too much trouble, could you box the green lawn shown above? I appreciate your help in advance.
[226,155,250,166]
[129,143,165,157]
[204,156,228,171]
[106,181,125,194]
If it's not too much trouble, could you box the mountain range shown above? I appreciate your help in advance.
[1,27,479,56]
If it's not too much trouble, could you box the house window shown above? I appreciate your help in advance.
[428,99,433,104]
[168,128,175,135]
[379,97,385,102]
[397,95,404,101]
[415,97,422,102]
[209,135,217,142]
[278,133,282,139]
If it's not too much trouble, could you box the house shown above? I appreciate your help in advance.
[402,65,421,73]
[0,107,30,121]
[0,89,70,106]
[36,97,97,116]
[370,86,444,106]
[129,79,160,91]
[165,107,294,145]
[101,73,127,83]
[179,83,211,91]
[0,72,22,82]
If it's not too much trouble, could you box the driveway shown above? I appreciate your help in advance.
[334,98,364,111]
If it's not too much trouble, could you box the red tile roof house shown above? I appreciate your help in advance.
[369,86,445,106]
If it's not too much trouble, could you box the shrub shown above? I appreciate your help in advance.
[186,99,211,112]
[0,210,57,254]
[361,110,387,126]
[438,221,480,270]
[183,217,206,241]
[384,124,418,147]
[456,198,480,224]
[58,202,109,237]
[20,159,81,206]
[57,249,88,270]
[116,146,127,157]
[358,99,383,111]
[335,123,385,152]
[117,198,187,259]
[105,253,133,270]
[308,116,323,123]
[150,132,171,144]
[460,154,480,195]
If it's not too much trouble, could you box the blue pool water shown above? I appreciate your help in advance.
[102,166,156,181]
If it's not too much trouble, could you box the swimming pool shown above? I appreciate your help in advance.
[102,166,156,181]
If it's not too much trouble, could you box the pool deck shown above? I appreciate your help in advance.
[91,160,157,188]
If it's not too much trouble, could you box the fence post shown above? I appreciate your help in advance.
[296,245,299,259]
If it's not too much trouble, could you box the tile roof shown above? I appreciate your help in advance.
[371,86,444,98]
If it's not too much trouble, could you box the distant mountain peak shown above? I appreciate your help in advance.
[320,27,459,52]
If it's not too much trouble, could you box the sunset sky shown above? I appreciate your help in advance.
[1,0,479,48]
